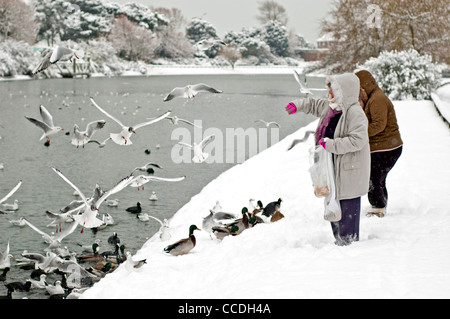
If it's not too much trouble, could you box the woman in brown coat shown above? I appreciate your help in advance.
[355,70,403,217]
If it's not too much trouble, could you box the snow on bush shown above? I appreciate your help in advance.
[0,40,39,76]
[357,49,442,100]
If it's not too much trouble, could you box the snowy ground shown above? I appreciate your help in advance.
[81,85,450,299]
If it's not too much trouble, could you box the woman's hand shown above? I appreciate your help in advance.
[285,103,297,115]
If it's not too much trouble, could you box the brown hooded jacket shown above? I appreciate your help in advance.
[355,70,403,152]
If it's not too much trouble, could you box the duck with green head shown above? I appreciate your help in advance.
[77,243,103,263]
[212,224,239,240]
[164,225,200,256]
[225,207,250,235]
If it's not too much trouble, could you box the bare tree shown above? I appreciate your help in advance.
[256,0,288,26]
[152,7,194,58]
[219,45,242,69]
[109,15,160,62]
[0,0,38,44]
[320,0,450,72]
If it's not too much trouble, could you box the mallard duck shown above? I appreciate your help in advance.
[262,198,282,217]
[76,243,103,263]
[248,201,265,224]
[270,205,285,222]
[225,207,250,235]
[102,243,128,263]
[212,224,239,240]
[164,225,200,256]
[77,239,102,252]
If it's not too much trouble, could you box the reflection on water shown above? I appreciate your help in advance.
[0,74,323,298]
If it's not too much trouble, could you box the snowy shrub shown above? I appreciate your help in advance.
[186,18,218,44]
[0,40,39,76]
[79,38,123,76]
[261,20,289,57]
[358,49,443,100]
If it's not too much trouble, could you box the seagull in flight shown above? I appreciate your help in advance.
[51,167,133,233]
[0,242,12,270]
[45,210,75,233]
[194,38,226,51]
[293,69,327,96]
[0,181,22,205]
[25,105,64,145]
[148,115,202,128]
[86,137,111,148]
[177,134,215,163]
[71,120,106,148]
[90,97,170,145]
[128,175,186,191]
[293,69,313,96]
[131,162,163,174]
[254,119,280,128]
[163,84,222,102]
[33,46,79,74]
[22,218,78,251]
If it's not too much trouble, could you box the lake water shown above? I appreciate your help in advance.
[0,73,324,298]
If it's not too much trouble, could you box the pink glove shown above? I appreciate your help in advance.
[285,103,297,115]
[318,138,326,149]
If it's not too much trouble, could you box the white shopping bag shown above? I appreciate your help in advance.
[323,152,341,222]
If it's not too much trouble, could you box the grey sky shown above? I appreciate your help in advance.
[113,0,334,43]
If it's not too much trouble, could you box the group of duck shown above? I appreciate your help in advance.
[164,198,284,256]
[0,231,146,299]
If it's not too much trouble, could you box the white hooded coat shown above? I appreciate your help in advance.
[291,73,370,200]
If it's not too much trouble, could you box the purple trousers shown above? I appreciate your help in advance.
[331,197,361,245]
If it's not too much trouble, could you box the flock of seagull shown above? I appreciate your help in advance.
[0,43,319,299]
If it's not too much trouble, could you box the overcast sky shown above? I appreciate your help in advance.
[113,0,334,43]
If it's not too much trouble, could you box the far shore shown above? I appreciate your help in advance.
[0,63,328,82]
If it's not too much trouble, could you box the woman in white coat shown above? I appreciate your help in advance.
[285,73,370,245]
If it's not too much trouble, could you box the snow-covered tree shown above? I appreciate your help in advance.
[115,2,168,31]
[261,20,289,57]
[0,0,38,44]
[0,40,39,76]
[223,27,272,63]
[357,49,442,100]
[186,17,219,43]
[34,0,168,45]
[186,17,222,58]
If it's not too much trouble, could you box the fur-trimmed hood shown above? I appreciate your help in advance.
[326,73,360,108]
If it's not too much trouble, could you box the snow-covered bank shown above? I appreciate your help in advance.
[81,94,450,299]
[0,63,311,81]
[432,83,450,124]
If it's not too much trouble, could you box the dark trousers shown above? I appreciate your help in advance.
[368,146,403,209]
[331,197,361,245]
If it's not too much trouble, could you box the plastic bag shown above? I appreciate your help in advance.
[323,151,341,222]
[308,145,330,197]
